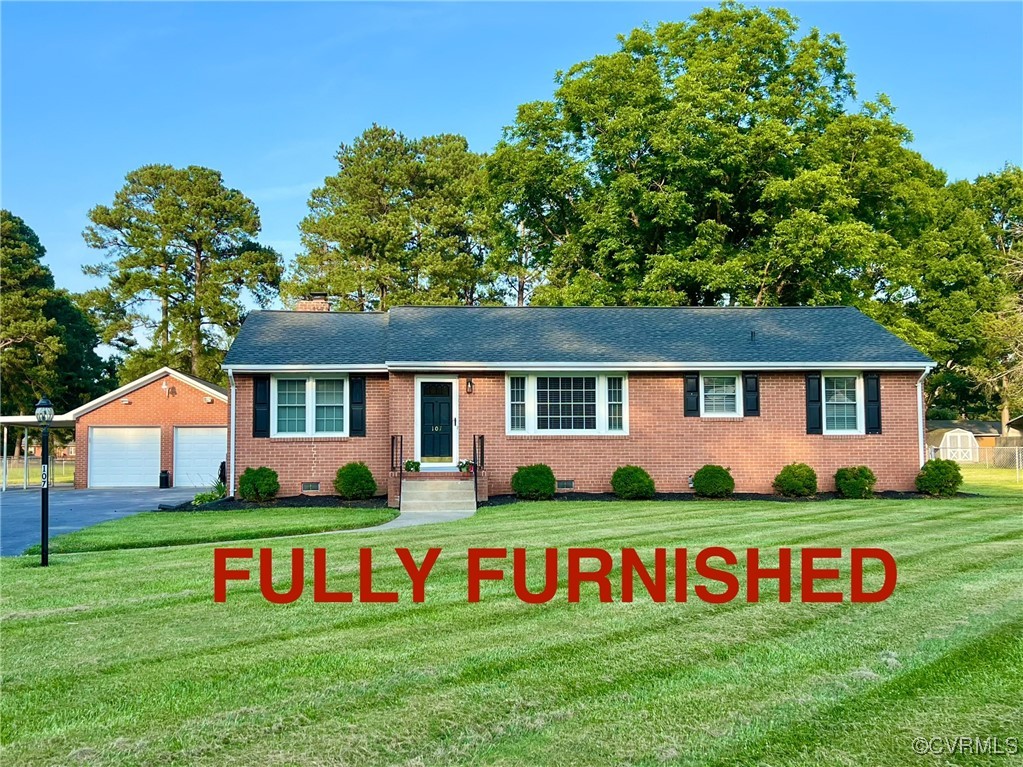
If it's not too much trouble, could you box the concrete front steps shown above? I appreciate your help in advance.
[399,476,477,513]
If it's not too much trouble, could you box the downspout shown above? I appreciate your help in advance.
[227,369,237,498]
[917,367,932,467]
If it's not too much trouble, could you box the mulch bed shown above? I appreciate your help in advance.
[162,490,978,511]
[161,495,390,512]
[481,490,974,506]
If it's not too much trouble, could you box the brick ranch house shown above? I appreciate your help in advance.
[222,302,934,503]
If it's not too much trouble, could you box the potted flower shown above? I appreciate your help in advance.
[403,460,421,473]
[457,459,475,474]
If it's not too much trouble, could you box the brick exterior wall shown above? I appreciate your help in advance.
[74,373,228,489]
[231,373,391,497]
[232,370,923,497]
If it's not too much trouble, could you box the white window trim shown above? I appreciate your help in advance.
[699,372,743,418]
[505,373,629,436]
[270,374,349,438]
[822,371,865,436]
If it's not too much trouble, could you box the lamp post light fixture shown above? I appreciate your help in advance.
[34,397,54,567]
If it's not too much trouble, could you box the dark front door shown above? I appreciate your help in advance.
[421,382,453,463]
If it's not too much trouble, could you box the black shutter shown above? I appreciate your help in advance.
[684,373,700,417]
[742,373,760,416]
[864,372,882,434]
[252,375,270,438]
[806,373,822,434]
[350,375,366,437]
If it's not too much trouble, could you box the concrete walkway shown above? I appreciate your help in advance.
[372,510,476,530]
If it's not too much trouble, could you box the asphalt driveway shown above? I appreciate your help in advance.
[0,487,196,556]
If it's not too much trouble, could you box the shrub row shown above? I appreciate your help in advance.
[237,463,379,502]
[238,457,964,503]
[509,459,963,501]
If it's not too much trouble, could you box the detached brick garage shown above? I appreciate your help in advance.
[73,367,228,489]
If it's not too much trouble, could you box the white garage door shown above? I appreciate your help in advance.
[89,427,161,488]
[174,427,227,487]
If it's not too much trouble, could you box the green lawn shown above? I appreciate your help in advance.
[1,471,1020,766]
[3,461,75,486]
[23,507,399,554]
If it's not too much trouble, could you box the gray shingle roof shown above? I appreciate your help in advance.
[224,306,932,367]
[223,310,388,366]
[926,420,1001,436]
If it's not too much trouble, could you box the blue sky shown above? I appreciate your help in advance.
[3,2,1021,297]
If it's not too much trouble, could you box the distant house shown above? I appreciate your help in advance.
[221,302,934,502]
[27,442,75,459]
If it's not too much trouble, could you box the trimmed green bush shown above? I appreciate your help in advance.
[915,458,963,497]
[611,465,656,500]
[403,460,421,472]
[511,464,556,500]
[693,465,734,498]
[835,466,877,499]
[773,463,818,497]
[238,467,280,502]
[335,462,378,500]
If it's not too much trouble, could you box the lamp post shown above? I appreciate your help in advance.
[35,397,54,567]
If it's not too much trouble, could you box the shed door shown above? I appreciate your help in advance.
[174,427,227,487]
[89,427,161,488]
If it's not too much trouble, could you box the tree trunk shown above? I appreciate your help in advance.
[192,246,202,376]
[161,259,170,349]
[517,274,525,306]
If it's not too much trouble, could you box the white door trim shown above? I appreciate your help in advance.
[414,375,459,468]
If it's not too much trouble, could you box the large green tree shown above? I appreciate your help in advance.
[962,166,1023,428]
[1,211,112,428]
[488,2,1015,417]
[287,126,499,309]
[83,165,282,383]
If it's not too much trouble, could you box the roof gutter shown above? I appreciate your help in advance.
[384,360,935,372]
[222,364,388,373]
[227,369,237,499]
[917,366,934,467]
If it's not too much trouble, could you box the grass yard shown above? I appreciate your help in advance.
[22,507,399,554]
[1,471,1020,766]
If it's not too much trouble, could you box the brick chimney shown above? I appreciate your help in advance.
[295,292,330,312]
